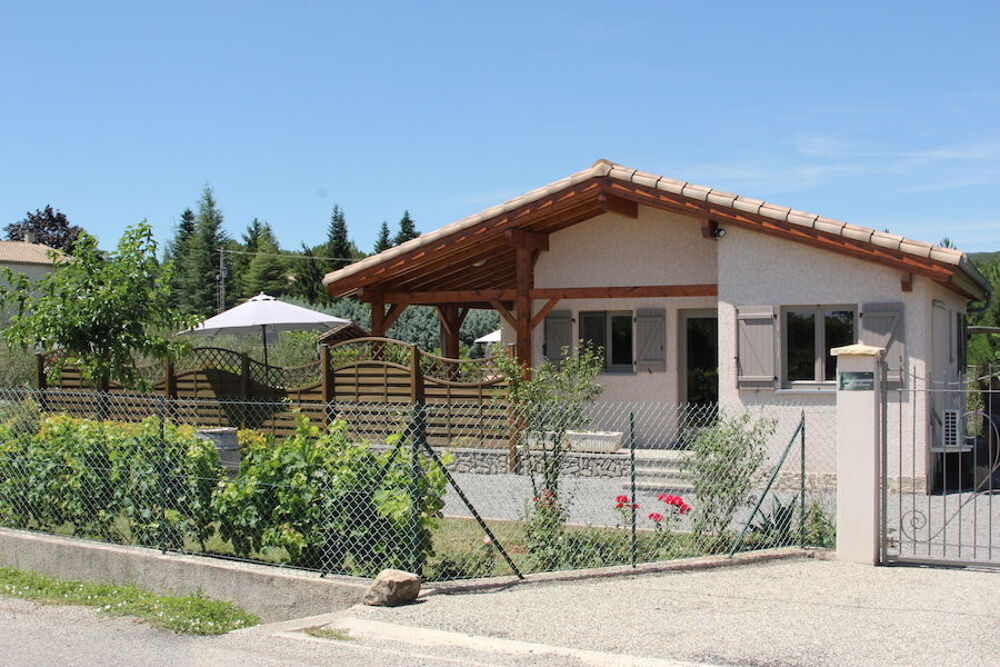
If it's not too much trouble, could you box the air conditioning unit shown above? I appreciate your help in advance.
[941,409,961,449]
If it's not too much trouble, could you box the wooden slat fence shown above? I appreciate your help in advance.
[37,338,510,444]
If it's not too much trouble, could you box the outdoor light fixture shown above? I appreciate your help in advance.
[710,226,727,239]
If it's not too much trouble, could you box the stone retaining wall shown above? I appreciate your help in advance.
[371,444,629,478]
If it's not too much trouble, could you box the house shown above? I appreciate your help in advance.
[322,159,990,488]
[0,237,61,283]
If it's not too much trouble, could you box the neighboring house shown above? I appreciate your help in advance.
[0,238,61,326]
[0,239,61,283]
[322,159,990,487]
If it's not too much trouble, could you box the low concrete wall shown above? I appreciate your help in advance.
[0,529,368,622]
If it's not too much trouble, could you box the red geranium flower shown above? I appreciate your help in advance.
[648,512,664,523]
[615,495,630,504]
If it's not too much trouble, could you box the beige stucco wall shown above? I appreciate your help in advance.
[499,205,971,480]
[501,206,718,404]
[716,227,966,480]
[0,262,53,284]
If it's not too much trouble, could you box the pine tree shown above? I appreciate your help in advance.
[187,186,232,316]
[394,210,419,245]
[163,208,196,312]
[374,221,393,253]
[235,218,268,298]
[325,205,352,272]
[243,224,288,297]
[290,244,328,304]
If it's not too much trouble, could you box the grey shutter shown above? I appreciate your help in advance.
[957,312,967,372]
[736,306,776,387]
[543,310,572,367]
[635,308,666,373]
[860,302,905,385]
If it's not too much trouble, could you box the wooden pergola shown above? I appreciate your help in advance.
[323,162,987,369]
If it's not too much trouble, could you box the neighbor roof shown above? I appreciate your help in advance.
[323,159,990,302]
[0,241,61,266]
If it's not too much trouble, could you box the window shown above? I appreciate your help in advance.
[580,311,633,372]
[782,306,855,384]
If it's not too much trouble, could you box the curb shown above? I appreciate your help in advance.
[422,546,822,596]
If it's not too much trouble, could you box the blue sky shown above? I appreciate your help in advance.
[1,1,999,256]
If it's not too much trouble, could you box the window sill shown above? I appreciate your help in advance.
[775,384,836,395]
[600,369,636,376]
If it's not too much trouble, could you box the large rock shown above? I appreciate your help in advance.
[362,569,421,607]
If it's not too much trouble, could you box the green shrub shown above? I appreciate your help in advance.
[213,413,449,575]
[0,415,225,549]
[802,500,836,548]
[686,412,775,547]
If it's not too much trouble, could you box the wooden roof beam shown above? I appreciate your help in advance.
[370,284,719,304]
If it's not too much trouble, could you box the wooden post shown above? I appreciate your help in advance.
[436,305,466,381]
[370,292,386,361]
[36,354,46,390]
[240,353,250,399]
[320,345,334,426]
[163,358,177,399]
[515,243,533,375]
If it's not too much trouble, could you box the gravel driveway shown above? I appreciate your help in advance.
[354,556,1000,666]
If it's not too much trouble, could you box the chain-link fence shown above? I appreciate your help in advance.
[0,388,836,581]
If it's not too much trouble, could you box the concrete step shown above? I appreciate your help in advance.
[633,467,691,480]
[629,479,696,494]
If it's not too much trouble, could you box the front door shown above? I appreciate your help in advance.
[683,312,718,405]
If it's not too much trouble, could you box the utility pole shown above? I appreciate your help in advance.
[217,247,227,313]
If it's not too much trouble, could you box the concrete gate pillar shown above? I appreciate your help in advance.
[831,343,885,565]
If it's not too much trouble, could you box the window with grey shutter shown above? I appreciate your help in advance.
[543,310,572,367]
[736,306,776,388]
[635,308,666,373]
[860,302,905,385]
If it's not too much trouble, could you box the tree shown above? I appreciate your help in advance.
[4,205,84,253]
[289,244,328,304]
[373,221,393,253]
[394,210,419,245]
[0,222,192,388]
[242,223,288,297]
[186,187,232,316]
[164,209,197,311]
[235,218,269,298]
[325,205,352,272]
[939,237,956,249]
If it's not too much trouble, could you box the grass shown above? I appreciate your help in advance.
[304,625,353,641]
[0,567,259,635]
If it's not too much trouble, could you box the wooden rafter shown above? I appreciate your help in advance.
[489,299,517,328]
[368,284,719,305]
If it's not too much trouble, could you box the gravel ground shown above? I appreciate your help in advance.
[354,557,1000,666]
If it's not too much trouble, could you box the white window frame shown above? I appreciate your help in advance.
[780,305,857,387]
[579,310,634,374]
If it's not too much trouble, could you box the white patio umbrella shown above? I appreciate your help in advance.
[474,329,502,345]
[180,292,349,366]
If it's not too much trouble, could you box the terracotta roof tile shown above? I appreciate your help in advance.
[0,241,60,266]
[322,159,989,297]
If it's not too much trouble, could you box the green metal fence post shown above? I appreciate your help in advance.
[409,402,425,577]
[629,410,637,568]
[158,395,168,554]
[799,410,806,547]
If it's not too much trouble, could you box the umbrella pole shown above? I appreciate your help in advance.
[261,325,269,367]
